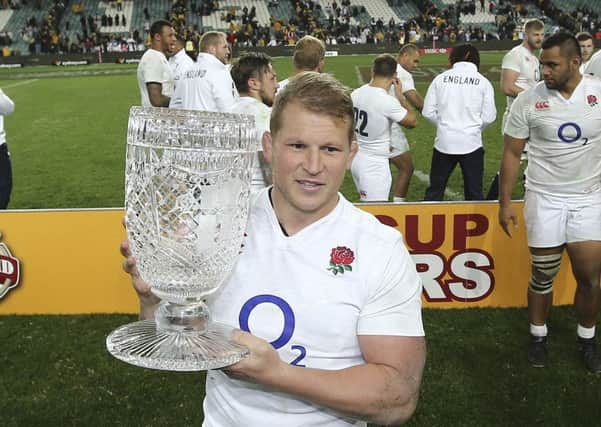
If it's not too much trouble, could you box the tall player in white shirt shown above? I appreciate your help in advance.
[229,52,279,192]
[388,44,424,203]
[500,19,544,130]
[169,31,236,112]
[121,72,425,426]
[500,33,601,373]
[136,20,176,107]
[351,54,417,201]
[167,34,194,109]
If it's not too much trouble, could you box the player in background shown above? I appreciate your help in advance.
[169,31,236,112]
[576,32,595,74]
[136,20,176,107]
[229,52,279,192]
[388,44,424,203]
[277,35,325,93]
[351,54,417,201]
[500,32,601,372]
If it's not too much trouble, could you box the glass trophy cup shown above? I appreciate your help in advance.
[106,107,256,371]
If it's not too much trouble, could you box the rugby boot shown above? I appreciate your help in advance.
[528,335,547,368]
[577,337,601,373]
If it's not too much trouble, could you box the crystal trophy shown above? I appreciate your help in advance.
[106,107,255,371]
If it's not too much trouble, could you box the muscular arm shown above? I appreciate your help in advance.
[146,82,170,107]
[405,89,424,112]
[228,332,426,425]
[500,69,523,98]
[498,134,526,236]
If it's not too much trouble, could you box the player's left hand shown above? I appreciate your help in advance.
[223,329,284,384]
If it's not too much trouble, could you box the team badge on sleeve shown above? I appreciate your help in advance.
[587,95,598,107]
[327,246,355,275]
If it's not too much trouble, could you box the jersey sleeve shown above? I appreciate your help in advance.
[0,89,15,115]
[357,238,424,337]
[399,69,416,93]
[142,52,166,84]
[501,49,521,72]
[422,78,439,126]
[385,95,408,124]
[503,90,531,139]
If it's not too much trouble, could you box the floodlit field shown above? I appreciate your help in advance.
[0,51,524,209]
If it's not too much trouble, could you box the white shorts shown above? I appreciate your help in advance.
[351,151,391,201]
[524,190,601,248]
[388,123,409,158]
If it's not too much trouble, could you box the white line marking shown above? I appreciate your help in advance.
[3,79,39,89]
[413,169,462,200]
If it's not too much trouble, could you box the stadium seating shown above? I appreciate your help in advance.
[194,0,271,31]
[97,0,133,34]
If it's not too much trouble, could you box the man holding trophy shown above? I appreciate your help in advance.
[119,72,426,426]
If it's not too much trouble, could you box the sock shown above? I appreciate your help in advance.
[577,324,595,340]
[393,196,406,203]
[530,323,548,337]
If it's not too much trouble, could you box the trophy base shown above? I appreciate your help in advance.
[106,320,249,371]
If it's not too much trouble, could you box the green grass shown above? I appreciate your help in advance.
[1,51,523,209]
[2,307,601,426]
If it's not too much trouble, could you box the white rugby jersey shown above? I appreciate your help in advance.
[422,62,496,155]
[584,50,601,77]
[169,52,236,112]
[167,49,194,109]
[230,96,272,191]
[276,77,290,94]
[0,89,15,146]
[501,44,540,110]
[505,74,601,196]
[351,84,408,157]
[136,48,174,107]
[203,189,424,427]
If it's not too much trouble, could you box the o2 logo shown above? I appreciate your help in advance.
[238,294,307,367]
[558,122,588,145]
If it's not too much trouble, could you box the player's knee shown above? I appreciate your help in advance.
[528,253,562,294]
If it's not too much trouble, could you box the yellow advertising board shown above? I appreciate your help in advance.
[0,203,576,314]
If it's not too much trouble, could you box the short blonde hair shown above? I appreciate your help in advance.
[293,36,326,71]
[271,72,354,142]
[199,31,226,52]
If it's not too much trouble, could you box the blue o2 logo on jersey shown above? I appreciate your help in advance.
[239,294,307,366]
[557,122,588,145]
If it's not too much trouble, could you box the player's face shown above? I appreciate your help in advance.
[259,64,278,107]
[213,36,231,64]
[401,51,420,71]
[540,46,579,91]
[263,101,357,227]
[525,28,544,50]
[579,39,594,62]
[159,26,177,55]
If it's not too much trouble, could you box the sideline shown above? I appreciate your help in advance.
[3,78,39,89]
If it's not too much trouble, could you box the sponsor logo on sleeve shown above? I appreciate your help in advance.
[535,100,550,110]
[587,95,598,107]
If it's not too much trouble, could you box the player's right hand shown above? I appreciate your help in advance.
[498,204,518,238]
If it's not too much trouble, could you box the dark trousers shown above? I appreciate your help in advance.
[424,147,484,201]
[0,143,12,209]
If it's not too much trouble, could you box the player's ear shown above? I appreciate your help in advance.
[262,131,273,164]
[347,140,358,169]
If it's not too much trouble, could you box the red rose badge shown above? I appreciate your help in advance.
[587,95,598,106]
[327,246,354,275]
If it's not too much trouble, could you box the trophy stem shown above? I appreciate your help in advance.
[106,301,249,371]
